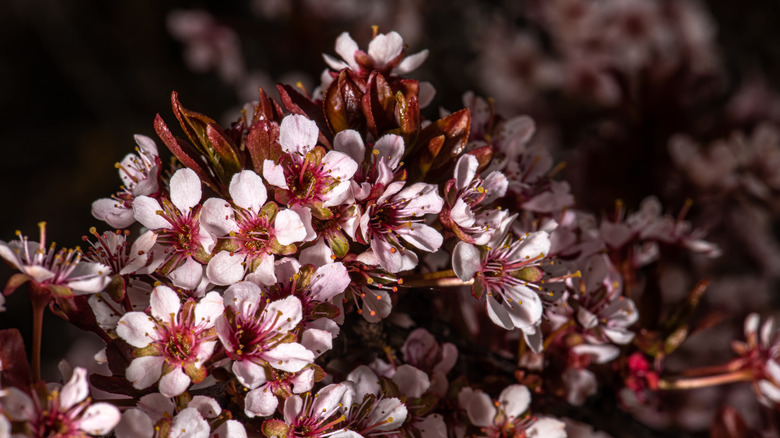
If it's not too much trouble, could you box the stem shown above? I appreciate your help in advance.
[679,359,746,377]
[400,270,473,288]
[542,320,574,351]
[658,369,752,390]
[31,300,45,383]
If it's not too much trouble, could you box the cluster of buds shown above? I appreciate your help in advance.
[1,27,751,438]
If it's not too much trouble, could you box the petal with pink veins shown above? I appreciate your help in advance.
[309,262,351,301]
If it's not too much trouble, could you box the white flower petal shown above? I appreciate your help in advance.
[464,390,496,428]
[394,49,429,74]
[169,408,209,438]
[169,257,205,290]
[114,409,153,438]
[486,295,514,330]
[188,395,221,419]
[233,360,268,390]
[150,286,181,323]
[92,198,136,229]
[126,356,164,389]
[200,198,238,237]
[452,242,481,281]
[79,402,122,435]
[245,384,279,418]
[309,262,351,301]
[194,291,224,327]
[399,223,443,253]
[170,168,202,212]
[454,155,478,191]
[333,129,366,164]
[229,170,267,212]
[392,365,430,398]
[279,114,319,154]
[60,367,89,410]
[116,312,157,348]
[275,209,307,245]
[367,31,403,68]
[265,343,314,373]
[498,385,530,419]
[262,160,288,189]
[212,420,247,438]
[301,328,333,357]
[159,366,191,397]
[133,196,170,230]
[206,251,245,286]
[333,32,360,69]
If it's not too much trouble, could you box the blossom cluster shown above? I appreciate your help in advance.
[0,24,773,438]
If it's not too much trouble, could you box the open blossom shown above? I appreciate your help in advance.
[324,30,428,78]
[116,285,224,397]
[261,383,352,437]
[92,134,162,229]
[334,130,406,202]
[201,169,307,285]
[453,221,557,349]
[82,228,159,277]
[263,115,358,219]
[0,222,111,300]
[356,181,444,273]
[732,313,780,406]
[441,154,509,245]
[0,367,120,437]
[216,282,314,390]
[458,384,566,438]
[115,393,246,438]
[132,167,216,275]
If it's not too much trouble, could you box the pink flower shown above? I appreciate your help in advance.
[116,285,224,397]
[458,384,565,438]
[201,169,307,285]
[259,257,351,327]
[0,222,111,300]
[261,383,352,436]
[733,313,780,406]
[0,367,120,437]
[441,154,509,245]
[356,181,444,273]
[92,135,162,229]
[132,168,216,275]
[452,227,552,345]
[114,393,246,438]
[263,115,358,219]
[216,281,313,389]
[324,30,428,78]
[82,228,160,276]
[333,130,406,202]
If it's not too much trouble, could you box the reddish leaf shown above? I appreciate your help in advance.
[467,145,495,173]
[171,91,218,152]
[105,338,135,377]
[246,120,281,174]
[251,87,278,124]
[0,329,32,391]
[90,374,151,398]
[154,114,217,190]
[206,122,243,180]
